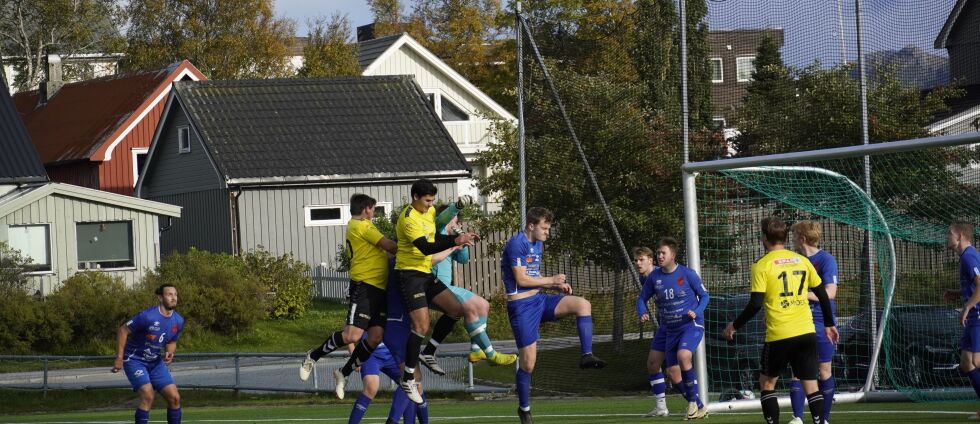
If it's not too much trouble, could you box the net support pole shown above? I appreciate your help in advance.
[516,0,527,229]
[683,170,709,405]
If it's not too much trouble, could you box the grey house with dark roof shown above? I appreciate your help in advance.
[135,76,470,267]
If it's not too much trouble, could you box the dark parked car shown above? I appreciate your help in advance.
[834,305,964,389]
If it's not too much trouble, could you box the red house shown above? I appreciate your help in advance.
[14,60,205,195]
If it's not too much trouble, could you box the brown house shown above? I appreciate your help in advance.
[708,28,785,128]
[13,60,205,195]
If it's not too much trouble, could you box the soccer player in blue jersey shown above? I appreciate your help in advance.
[502,207,605,424]
[788,221,839,424]
[636,238,710,420]
[943,221,980,418]
[419,204,517,375]
[112,284,185,424]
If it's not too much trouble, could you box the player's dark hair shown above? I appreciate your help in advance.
[527,207,554,226]
[951,221,974,243]
[632,246,654,259]
[657,237,680,256]
[761,216,788,245]
[155,283,176,296]
[349,193,376,215]
[410,179,438,199]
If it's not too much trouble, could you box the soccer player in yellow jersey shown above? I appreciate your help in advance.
[299,194,397,399]
[724,216,838,424]
[395,179,478,403]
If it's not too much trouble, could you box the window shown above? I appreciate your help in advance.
[132,147,149,186]
[305,205,347,227]
[373,202,392,219]
[76,221,134,269]
[711,118,727,130]
[710,58,723,83]
[177,126,191,153]
[7,224,51,272]
[736,56,756,82]
[440,98,469,122]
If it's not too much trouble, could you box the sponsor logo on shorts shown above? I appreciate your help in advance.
[358,313,371,319]
[413,293,425,299]
[134,370,145,377]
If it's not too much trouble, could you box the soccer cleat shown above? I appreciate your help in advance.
[299,351,315,382]
[518,408,534,424]
[787,417,804,424]
[579,353,606,369]
[488,352,518,367]
[400,378,424,404]
[419,354,447,376]
[645,407,670,417]
[467,349,487,363]
[456,195,475,209]
[684,402,708,420]
[333,368,346,400]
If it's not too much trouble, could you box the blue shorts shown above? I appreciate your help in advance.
[814,323,837,363]
[962,324,980,353]
[650,324,704,367]
[361,345,402,381]
[448,285,476,304]
[383,318,411,365]
[507,293,565,348]
[123,359,174,392]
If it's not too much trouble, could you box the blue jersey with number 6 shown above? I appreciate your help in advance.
[123,306,184,364]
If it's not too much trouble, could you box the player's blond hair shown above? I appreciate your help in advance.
[951,221,974,243]
[792,220,822,246]
[632,246,654,259]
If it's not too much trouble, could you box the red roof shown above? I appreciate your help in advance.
[13,60,205,164]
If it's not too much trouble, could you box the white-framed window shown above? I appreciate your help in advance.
[373,202,393,219]
[711,118,727,130]
[131,147,149,186]
[736,56,756,82]
[710,58,724,83]
[177,126,191,153]
[76,221,135,270]
[7,224,52,272]
[423,91,470,122]
[305,205,348,227]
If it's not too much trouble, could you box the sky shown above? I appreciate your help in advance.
[274,0,956,67]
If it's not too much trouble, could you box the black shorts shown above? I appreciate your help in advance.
[346,281,387,330]
[760,333,819,380]
[396,270,449,312]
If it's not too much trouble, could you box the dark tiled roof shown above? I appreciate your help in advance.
[0,79,46,183]
[173,76,470,182]
[13,61,202,164]
[358,33,404,69]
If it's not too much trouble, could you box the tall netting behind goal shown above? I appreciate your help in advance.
[689,137,980,404]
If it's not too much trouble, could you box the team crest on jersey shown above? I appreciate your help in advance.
[677,277,684,285]
[172,324,179,333]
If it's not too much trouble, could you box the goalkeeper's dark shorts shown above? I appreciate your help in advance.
[759,332,818,380]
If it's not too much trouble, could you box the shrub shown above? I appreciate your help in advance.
[243,248,311,319]
[142,248,267,335]
[46,272,139,354]
[0,242,71,354]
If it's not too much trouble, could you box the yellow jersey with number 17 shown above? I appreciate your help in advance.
[751,249,822,342]
[395,204,436,273]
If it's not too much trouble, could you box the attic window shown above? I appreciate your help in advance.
[441,98,469,122]
[178,126,191,153]
[132,147,149,187]
[305,205,348,227]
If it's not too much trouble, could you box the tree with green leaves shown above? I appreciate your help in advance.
[0,0,125,91]
[122,0,295,79]
[297,13,360,78]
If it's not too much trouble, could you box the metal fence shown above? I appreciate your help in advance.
[0,352,507,394]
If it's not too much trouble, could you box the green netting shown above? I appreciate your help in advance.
[697,148,980,402]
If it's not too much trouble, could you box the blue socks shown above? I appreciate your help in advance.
[348,394,372,424]
[576,316,594,354]
[167,407,182,424]
[389,388,411,423]
[820,377,836,421]
[969,368,980,398]
[402,401,417,423]
[516,368,532,410]
[136,408,149,424]
[417,392,429,424]
[649,372,666,397]
[682,368,703,408]
[790,379,805,418]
